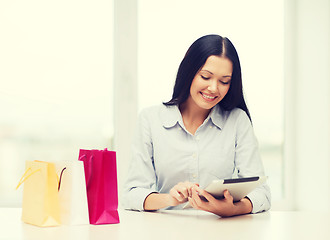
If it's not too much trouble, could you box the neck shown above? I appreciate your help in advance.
[179,98,212,134]
[180,103,210,121]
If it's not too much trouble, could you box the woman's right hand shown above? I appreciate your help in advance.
[168,181,199,206]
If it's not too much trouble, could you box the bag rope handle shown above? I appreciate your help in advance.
[57,167,67,191]
[16,168,41,190]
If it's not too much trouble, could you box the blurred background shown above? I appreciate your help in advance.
[0,0,329,211]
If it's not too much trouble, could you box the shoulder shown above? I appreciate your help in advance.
[138,104,176,121]
[138,104,170,118]
[137,105,161,126]
[138,104,180,129]
[221,107,252,128]
[228,108,250,121]
[226,108,254,137]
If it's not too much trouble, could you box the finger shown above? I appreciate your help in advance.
[182,182,198,197]
[174,182,200,200]
[188,186,192,198]
[176,185,189,199]
[170,188,185,202]
[172,184,188,198]
[191,187,205,207]
[223,190,233,202]
[188,196,199,210]
[194,186,215,203]
[191,183,199,196]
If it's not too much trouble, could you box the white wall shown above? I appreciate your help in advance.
[286,0,330,211]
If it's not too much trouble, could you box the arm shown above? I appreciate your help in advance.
[144,193,177,210]
[121,109,158,211]
[144,182,199,211]
[234,111,271,213]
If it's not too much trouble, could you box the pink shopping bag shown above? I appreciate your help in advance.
[78,148,120,225]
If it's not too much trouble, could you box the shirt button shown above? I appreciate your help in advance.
[192,174,197,179]
[192,153,196,158]
[209,126,213,129]
[195,136,200,141]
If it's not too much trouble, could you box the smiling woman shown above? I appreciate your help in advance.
[122,34,271,217]
[137,0,284,207]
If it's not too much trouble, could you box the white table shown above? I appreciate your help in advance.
[1,208,329,240]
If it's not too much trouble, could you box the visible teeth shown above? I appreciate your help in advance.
[201,93,216,99]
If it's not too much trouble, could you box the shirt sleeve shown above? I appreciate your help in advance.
[121,109,158,211]
[234,111,271,214]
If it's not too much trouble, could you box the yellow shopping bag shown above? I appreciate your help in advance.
[16,160,61,227]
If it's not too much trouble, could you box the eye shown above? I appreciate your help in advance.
[201,75,210,80]
[219,80,230,85]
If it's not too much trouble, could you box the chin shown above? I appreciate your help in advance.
[197,102,217,110]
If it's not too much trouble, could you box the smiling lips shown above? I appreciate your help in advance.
[200,92,218,102]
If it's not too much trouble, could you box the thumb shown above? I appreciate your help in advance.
[195,187,215,202]
[223,190,233,201]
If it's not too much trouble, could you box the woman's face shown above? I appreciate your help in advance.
[187,55,233,111]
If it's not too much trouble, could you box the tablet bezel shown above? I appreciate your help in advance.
[204,176,267,201]
[182,176,267,209]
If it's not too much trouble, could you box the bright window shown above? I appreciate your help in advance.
[0,0,114,207]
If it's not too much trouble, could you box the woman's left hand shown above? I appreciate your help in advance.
[188,186,252,217]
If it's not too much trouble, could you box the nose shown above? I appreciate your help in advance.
[207,79,218,93]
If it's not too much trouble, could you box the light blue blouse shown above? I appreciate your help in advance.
[122,104,271,213]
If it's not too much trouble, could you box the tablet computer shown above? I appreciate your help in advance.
[183,176,267,209]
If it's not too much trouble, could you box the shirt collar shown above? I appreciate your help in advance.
[208,104,226,130]
[161,104,183,128]
[161,104,226,130]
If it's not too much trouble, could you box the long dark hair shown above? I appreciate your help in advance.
[163,34,251,121]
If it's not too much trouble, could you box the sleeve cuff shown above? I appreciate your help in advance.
[246,188,271,214]
[122,187,158,211]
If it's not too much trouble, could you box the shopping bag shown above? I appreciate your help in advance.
[78,148,120,225]
[56,161,89,225]
[16,160,61,227]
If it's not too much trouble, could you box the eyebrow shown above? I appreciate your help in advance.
[200,70,232,78]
